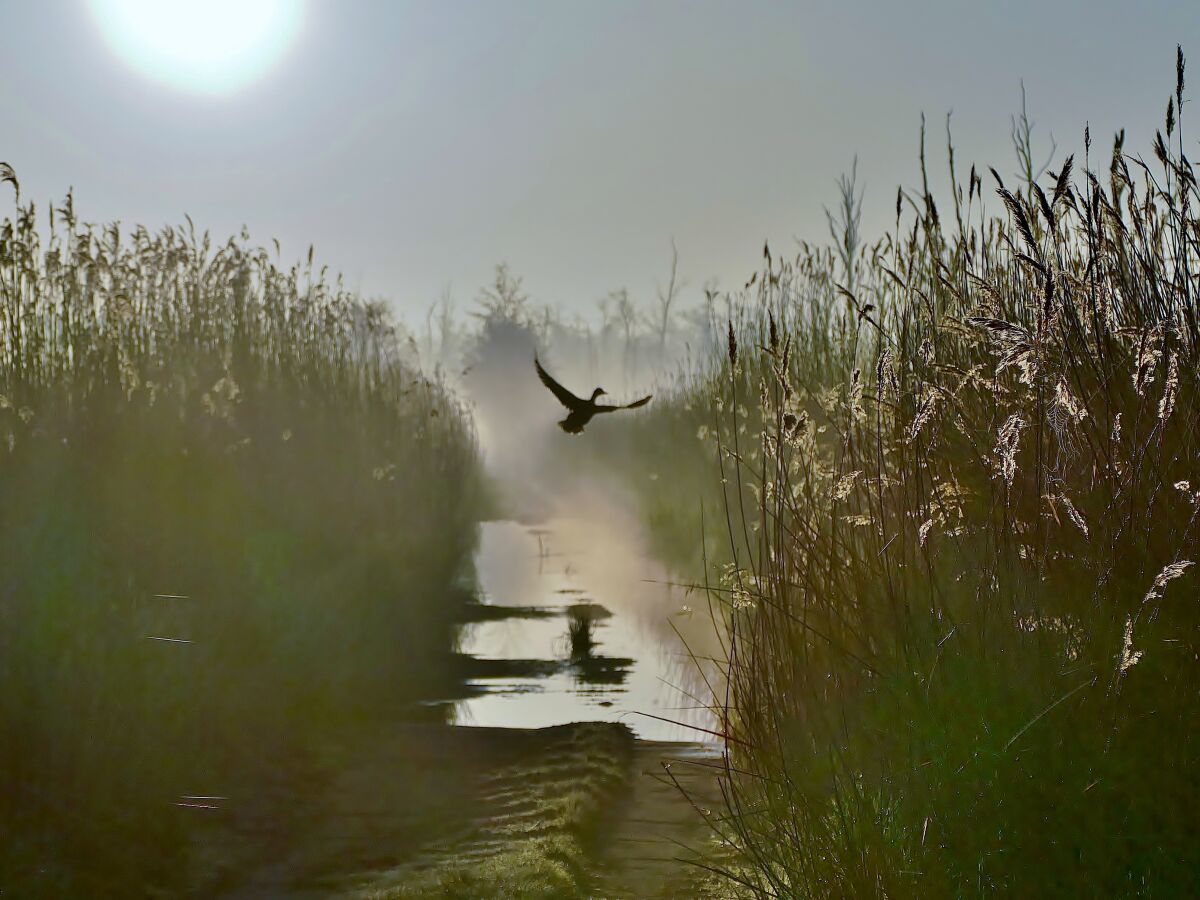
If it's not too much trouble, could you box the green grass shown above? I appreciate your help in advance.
[362,723,633,900]
[595,52,1200,897]
[380,840,580,900]
[0,180,484,894]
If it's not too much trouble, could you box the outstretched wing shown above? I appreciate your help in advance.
[596,395,652,412]
[535,357,583,410]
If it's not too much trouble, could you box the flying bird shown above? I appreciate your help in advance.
[534,357,652,434]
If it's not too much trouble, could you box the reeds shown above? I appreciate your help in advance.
[0,180,483,893]
[613,52,1200,896]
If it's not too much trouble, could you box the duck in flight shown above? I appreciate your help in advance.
[535,357,652,434]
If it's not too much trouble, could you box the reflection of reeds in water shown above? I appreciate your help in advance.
[528,527,551,559]
[562,603,632,687]
[567,606,596,659]
[565,602,614,660]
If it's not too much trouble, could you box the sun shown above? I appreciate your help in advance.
[87,0,305,95]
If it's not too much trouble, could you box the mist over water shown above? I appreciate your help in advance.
[456,504,723,743]
[455,316,724,742]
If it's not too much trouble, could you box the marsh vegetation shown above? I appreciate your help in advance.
[0,175,483,894]
[588,52,1200,897]
[4,49,1199,900]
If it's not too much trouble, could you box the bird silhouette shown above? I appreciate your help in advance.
[534,357,651,434]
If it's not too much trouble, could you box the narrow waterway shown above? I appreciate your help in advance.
[454,515,724,744]
[186,503,727,897]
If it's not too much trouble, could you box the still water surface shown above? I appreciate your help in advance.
[453,518,722,743]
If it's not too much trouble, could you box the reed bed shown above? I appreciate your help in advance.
[0,175,482,894]
[609,53,1200,896]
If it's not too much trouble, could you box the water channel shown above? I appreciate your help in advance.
[452,515,723,744]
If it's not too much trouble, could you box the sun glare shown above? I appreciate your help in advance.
[87,0,304,95]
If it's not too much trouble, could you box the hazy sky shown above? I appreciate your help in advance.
[1,1,1195,320]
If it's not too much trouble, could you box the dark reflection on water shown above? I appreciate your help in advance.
[451,519,723,743]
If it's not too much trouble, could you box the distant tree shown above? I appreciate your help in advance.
[654,240,684,350]
[475,263,529,321]
[612,287,644,391]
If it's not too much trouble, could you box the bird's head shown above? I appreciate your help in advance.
[590,387,607,401]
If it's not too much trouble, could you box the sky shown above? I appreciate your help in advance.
[1,1,1196,322]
